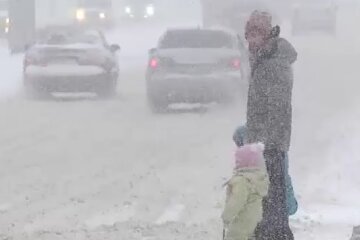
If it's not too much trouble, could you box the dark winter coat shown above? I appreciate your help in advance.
[246,37,297,152]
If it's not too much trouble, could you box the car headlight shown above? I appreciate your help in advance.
[146,5,155,16]
[5,17,9,25]
[76,9,85,21]
[125,6,131,14]
[99,12,106,19]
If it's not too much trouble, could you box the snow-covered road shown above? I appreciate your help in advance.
[1,7,360,240]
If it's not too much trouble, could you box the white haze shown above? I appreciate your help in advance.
[0,0,360,239]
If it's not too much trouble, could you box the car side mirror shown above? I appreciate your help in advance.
[110,44,120,52]
[149,48,157,55]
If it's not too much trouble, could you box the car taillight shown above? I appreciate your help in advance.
[149,58,159,69]
[231,58,241,69]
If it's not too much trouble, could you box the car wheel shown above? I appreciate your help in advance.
[97,77,117,99]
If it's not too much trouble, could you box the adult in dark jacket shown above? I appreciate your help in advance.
[244,11,297,240]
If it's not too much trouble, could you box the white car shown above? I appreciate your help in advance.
[23,28,120,99]
[146,28,245,112]
[292,0,338,35]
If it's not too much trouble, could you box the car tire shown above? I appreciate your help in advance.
[97,77,117,99]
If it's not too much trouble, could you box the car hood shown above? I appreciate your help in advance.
[154,48,240,64]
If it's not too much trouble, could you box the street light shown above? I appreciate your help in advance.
[76,9,85,21]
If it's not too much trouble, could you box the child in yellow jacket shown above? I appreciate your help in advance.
[222,143,269,240]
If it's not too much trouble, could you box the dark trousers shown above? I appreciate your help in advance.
[255,149,294,240]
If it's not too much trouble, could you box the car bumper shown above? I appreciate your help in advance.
[24,65,117,92]
[147,73,242,102]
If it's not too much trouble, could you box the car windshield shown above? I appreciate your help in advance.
[37,30,103,45]
[160,30,233,49]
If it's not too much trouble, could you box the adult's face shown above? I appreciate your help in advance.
[246,28,267,52]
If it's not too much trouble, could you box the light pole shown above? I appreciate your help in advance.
[8,0,35,53]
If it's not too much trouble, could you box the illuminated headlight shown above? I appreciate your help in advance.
[125,6,131,14]
[5,17,9,25]
[146,5,155,16]
[4,27,9,33]
[76,9,85,21]
[99,12,106,19]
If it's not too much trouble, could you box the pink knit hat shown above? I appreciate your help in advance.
[245,10,273,40]
[235,143,265,169]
